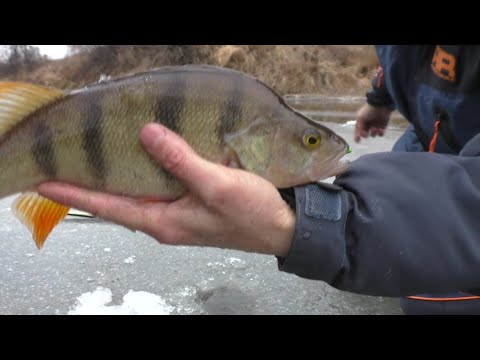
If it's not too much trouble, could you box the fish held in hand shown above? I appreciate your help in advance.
[0,65,349,249]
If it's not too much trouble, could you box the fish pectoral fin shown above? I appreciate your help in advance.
[12,192,70,250]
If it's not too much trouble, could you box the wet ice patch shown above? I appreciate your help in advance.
[179,286,196,297]
[0,224,12,231]
[207,262,226,268]
[124,256,136,264]
[226,257,244,265]
[226,257,248,269]
[103,248,111,252]
[68,287,174,315]
[174,306,196,314]
[208,257,247,270]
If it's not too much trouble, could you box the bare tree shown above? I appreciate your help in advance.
[68,45,102,55]
[3,45,43,73]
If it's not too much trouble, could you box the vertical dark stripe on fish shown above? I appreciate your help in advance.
[153,74,186,187]
[154,73,186,134]
[219,78,243,138]
[82,98,106,187]
[31,120,57,178]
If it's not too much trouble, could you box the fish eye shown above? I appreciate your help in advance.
[303,130,321,149]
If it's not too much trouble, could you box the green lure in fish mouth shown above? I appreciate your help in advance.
[348,146,352,154]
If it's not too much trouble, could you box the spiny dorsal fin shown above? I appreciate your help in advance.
[0,82,64,137]
[12,192,70,250]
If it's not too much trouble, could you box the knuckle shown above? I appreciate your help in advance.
[85,195,105,218]
[207,174,237,207]
[154,228,180,245]
[161,145,185,172]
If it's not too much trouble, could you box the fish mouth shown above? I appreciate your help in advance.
[308,147,350,182]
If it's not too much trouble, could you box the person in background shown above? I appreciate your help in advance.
[38,45,480,315]
[355,45,480,314]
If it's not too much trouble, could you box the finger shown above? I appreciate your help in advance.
[354,120,364,143]
[38,182,158,233]
[378,128,385,137]
[370,127,378,137]
[140,123,231,200]
[361,130,369,138]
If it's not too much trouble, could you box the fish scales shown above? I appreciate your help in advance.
[0,65,350,248]
[0,69,249,199]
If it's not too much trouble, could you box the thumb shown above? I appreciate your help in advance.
[140,123,229,199]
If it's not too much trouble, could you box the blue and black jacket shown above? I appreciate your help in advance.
[368,45,480,154]
[278,45,480,297]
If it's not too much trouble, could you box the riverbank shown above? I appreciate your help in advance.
[1,45,379,95]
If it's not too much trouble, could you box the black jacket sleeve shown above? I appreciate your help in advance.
[366,66,396,110]
[278,134,480,297]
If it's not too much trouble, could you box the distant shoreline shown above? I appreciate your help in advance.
[0,45,379,96]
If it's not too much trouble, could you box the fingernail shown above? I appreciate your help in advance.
[141,124,166,149]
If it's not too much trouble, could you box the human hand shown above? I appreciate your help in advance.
[354,103,392,143]
[38,123,296,257]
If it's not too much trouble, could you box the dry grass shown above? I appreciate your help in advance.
[0,45,379,95]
